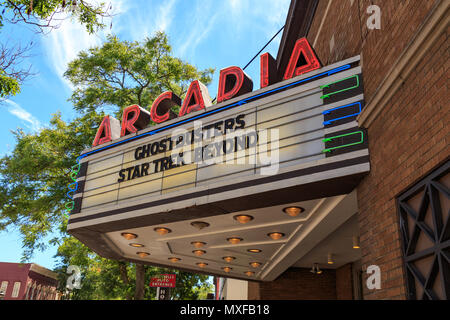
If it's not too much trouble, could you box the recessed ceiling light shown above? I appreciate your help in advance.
[233,215,254,224]
[136,252,150,258]
[193,250,206,256]
[353,236,360,249]
[227,237,243,244]
[121,232,138,240]
[191,241,206,248]
[247,249,262,253]
[222,267,232,273]
[154,227,171,235]
[196,262,208,268]
[327,253,334,265]
[268,232,285,240]
[129,243,144,248]
[250,262,261,268]
[168,257,181,262]
[283,206,305,217]
[191,221,210,230]
[244,271,255,276]
[223,256,236,263]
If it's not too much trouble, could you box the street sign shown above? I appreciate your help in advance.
[157,287,171,300]
[150,274,176,288]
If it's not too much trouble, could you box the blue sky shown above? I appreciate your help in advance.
[0,0,290,270]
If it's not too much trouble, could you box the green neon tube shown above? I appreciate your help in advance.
[322,130,364,153]
[320,75,360,99]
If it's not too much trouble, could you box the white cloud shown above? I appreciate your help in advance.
[175,1,221,58]
[223,0,289,36]
[4,100,42,131]
[40,0,125,89]
[41,21,102,90]
[176,13,219,58]
[155,0,177,32]
[175,0,289,58]
[229,0,243,12]
[40,0,178,89]
[39,0,289,89]
[125,0,177,41]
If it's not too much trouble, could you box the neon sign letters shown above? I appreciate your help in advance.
[92,37,322,147]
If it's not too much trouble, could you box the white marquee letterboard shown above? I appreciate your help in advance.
[68,55,369,232]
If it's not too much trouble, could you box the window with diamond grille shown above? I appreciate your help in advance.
[397,160,450,300]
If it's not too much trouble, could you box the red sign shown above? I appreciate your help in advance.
[92,37,321,147]
[150,274,176,288]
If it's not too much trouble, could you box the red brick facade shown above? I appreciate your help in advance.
[336,263,353,300]
[307,0,449,300]
[248,0,448,300]
[0,262,60,300]
[308,0,439,103]
[247,266,356,300]
[248,268,337,300]
[356,31,448,299]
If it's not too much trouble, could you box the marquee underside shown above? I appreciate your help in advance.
[67,56,369,281]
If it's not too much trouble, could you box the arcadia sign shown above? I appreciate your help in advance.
[92,38,321,147]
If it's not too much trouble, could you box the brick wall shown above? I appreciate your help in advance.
[248,268,337,300]
[247,281,261,300]
[307,0,438,103]
[0,263,59,300]
[308,0,362,66]
[336,263,354,299]
[247,266,359,300]
[356,30,449,299]
[303,0,448,299]
[0,263,30,300]
[358,0,437,103]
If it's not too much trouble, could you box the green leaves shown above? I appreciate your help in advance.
[53,236,212,300]
[0,111,104,260]
[0,0,110,34]
[0,31,215,299]
[0,0,112,100]
[0,70,20,98]
[65,32,215,116]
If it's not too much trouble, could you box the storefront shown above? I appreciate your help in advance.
[67,0,449,300]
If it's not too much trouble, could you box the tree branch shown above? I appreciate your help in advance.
[4,0,113,34]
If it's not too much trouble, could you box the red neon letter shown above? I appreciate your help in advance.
[283,37,321,80]
[178,80,212,117]
[120,104,151,137]
[150,91,181,124]
[217,66,253,103]
[260,52,277,89]
[92,115,121,147]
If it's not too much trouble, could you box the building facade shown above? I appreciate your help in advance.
[0,262,61,300]
[218,0,449,300]
[66,0,448,300]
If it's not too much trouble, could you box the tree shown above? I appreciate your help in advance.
[64,32,214,116]
[0,111,102,258]
[0,41,34,99]
[54,237,212,300]
[0,32,215,299]
[0,0,112,33]
[0,0,112,99]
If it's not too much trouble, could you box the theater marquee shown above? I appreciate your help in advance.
[67,39,369,281]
